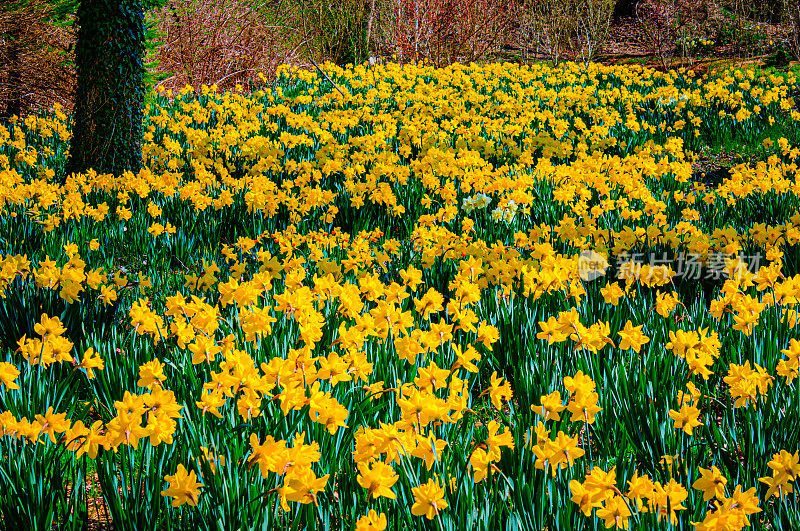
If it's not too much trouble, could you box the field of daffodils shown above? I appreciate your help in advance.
[0,61,799,530]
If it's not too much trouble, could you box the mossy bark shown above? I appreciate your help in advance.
[66,0,145,177]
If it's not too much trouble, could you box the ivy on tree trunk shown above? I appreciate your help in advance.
[2,12,23,119]
[66,0,145,177]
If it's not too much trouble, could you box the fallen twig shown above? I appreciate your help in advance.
[308,58,346,98]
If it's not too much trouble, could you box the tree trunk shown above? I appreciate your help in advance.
[4,12,23,119]
[66,0,145,177]
[613,0,637,20]
[365,0,376,57]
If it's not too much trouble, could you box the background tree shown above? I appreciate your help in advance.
[65,0,149,177]
[297,0,371,66]
[0,0,77,119]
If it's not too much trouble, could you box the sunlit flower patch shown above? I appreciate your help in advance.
[0,60,799,530]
